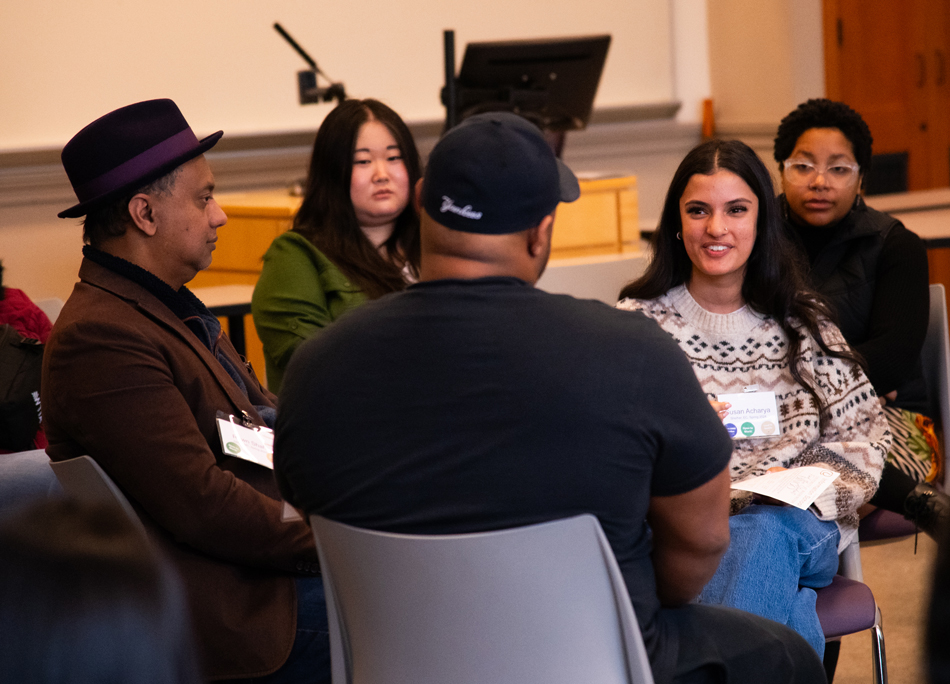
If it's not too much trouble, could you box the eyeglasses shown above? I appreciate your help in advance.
[782,159,860,187]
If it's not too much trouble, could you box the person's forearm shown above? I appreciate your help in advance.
[651,538,728,606]
[648,468,732,606]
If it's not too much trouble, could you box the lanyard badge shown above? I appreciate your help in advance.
[215,411,274,469]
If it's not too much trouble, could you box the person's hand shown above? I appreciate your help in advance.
[880,390,898,406]
[710,400,731,421]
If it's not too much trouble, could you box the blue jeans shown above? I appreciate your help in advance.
[698,505,840,657]
[220,576,330,684]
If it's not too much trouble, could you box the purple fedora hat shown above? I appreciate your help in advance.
[58,99,223,219]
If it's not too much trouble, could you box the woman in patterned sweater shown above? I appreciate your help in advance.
[617,139,890,657]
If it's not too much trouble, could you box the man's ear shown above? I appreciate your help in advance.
[127,193,158,237]
[414,178,424,212]
[526,214,555,258]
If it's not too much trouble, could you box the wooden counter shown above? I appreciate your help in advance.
[550,175,640,256]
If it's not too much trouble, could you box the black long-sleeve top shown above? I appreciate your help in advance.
[784,196,930,412]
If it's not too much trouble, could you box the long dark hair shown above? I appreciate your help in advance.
[293,99,421,299]
[620,139,864,406]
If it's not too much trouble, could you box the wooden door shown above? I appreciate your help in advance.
[824,0,950,190]
[926,0,950,187]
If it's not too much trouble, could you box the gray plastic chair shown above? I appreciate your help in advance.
[33,297,64,324]
[0,448,57,516]
[310,513,654,684]
[921,282,950,493]
[48,455,146,537]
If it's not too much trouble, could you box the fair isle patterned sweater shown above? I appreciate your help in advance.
[618,285,889,531]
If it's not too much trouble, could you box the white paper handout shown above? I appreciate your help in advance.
[717,391,780,439]
[216,416,274,470]
[731,466,840,510]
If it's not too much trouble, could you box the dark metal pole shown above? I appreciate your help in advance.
[274,23,319,72]
[443,29,457,131]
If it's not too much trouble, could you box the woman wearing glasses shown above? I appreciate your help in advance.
[775,98,948,537]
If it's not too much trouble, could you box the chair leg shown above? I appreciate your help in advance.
[822,639,840,683]
[871,606,887,684]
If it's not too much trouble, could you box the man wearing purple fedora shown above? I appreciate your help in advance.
[43,99,329,683]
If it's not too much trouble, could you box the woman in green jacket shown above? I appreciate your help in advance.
[252,99,421,391]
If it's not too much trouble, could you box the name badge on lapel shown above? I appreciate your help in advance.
[216,411,274,469]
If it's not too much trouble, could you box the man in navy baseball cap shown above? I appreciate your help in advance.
[422,111,580,235]
[275,112,824,684]
[45,99,329,682]
[414,111,579,285]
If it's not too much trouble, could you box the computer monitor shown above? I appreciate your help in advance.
[443,34,611,134]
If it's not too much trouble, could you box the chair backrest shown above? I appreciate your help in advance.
[33,298,64,324]
[920,283,950,491]
[48,455,146,536]
[818,537,886,684]
[0,448,57,516]
[310,513,654,684]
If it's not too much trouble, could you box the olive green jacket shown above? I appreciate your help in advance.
[252,231,366,392]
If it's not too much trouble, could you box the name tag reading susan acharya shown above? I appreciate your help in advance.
[717,391,780,439]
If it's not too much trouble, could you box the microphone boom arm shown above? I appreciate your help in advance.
[274,23,347,105]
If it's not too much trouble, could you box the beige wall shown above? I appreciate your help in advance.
[0,203,85,303]
[0,0,676,152]
[708,0,824,129]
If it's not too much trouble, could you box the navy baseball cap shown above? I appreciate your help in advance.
[422,112,580,234]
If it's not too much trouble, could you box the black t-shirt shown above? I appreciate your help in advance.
[275,276,732,671]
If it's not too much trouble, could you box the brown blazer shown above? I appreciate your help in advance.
[43,258,320,680]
